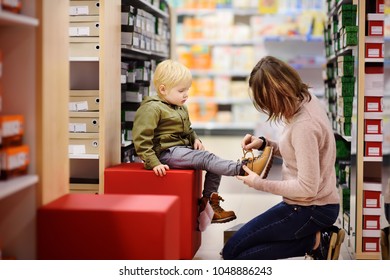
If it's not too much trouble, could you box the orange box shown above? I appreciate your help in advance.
[2,0,22,13]
[0,115,24,147]
[0,144,29,180]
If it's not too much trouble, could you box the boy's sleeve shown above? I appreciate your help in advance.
[185,106,199,144]
[132,105,161,169]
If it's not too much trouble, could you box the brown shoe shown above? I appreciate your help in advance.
[241,146,273,179]
[200,193,236,224]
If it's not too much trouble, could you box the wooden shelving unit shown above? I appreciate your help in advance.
[0,0,70,259]
[68,0,121,194]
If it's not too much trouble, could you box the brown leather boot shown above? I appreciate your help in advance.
[241,146,274,179]
[201,192,236,224]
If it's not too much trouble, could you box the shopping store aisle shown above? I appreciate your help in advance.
[193,136,353,260]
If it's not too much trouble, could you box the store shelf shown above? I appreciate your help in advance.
[0,10,39,26]
[69,154,99,159]
[177,36,323,46]
[175,7,325,17]
[0,175,38,200]
[121,45,169,60]
[122,0,169,19]
[69,56,99,61]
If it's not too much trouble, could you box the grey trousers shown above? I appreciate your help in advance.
[159,146,242,197]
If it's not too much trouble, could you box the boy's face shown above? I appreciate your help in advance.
[159,82,191,106]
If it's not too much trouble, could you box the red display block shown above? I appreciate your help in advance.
[364,96,382,112]
[363,190,381,208]
[37,194,181,260]
[363,237,380,252]
[364,141,382,157]
[363,215,380,230]
[104,162,203,260]
[377,0,384,13]
[367,14,384,36]
[365,37,384,59]
[365,119,382,134]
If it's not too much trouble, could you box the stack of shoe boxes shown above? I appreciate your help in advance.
[68,0,101,194]
[120,0,170,163]
[362,0,384,253]
[68,1,100,157]
[324,1,358,238]
[0,51,29,180]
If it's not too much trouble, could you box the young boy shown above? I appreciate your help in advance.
[132,59,273,225]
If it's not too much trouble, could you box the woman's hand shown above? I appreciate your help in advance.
[194,139,205,150]
[153,164,170,176]
[236,165,259,189]
[241,134,263,151]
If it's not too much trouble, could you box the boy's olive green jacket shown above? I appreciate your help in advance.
[133,95,199,169]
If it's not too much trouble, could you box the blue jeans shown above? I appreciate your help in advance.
[159,146,242,197]
[222,201,340,260]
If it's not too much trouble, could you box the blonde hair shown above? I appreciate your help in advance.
[153,60,192,94]
[248,56,312,123]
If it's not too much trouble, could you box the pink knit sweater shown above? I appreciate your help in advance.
[255,95,340,206]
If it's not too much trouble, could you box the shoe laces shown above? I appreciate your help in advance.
[210,195,226,213]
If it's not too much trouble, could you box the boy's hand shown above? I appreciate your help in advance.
[193,139,204,150]
[153,164,170,176]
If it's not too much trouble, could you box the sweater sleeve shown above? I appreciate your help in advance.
[132,104,161,169]
[252,120,321,200]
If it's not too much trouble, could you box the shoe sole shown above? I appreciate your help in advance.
[260,147,274,179]
[326,231,338,260]
[331,229,345,260]
[211,215,237,224]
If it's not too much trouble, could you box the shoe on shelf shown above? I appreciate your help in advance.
[241,146,274,179]
[381,226,390,260]
[199,192,237,224]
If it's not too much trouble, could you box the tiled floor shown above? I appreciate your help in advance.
[192,136,356,260]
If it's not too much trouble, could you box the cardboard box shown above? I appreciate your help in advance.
[69,20,100,37]
[363,190,381,208]
[69,90,99,111]
[365,36,384,59]
[364,119,382,134]
[364,96,382,112]
[0,144,29,180]
[69,1,100,16]
[69,133,99,155]
[69,112,99,133]
[0,115,24,147]
[367,13,384,36]
[364,141,382,157]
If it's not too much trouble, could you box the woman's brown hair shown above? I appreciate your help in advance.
[248,56,312,123]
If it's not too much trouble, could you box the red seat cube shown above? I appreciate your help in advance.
[37,194,180,260]
[104,162,202,259]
